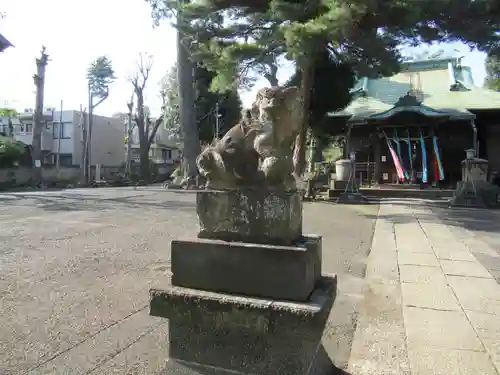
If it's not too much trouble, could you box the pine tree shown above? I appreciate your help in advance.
[160,63,242,144]
[147,0,500,175]
[194,65,242,143]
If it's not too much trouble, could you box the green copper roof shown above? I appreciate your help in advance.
[330,58,500,122]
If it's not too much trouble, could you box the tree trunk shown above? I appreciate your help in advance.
[135,89,151,182]
[32,50,48,187]
[139,142,150,182]
[177,9,200,184]
[304,129,317,198]
[293,59,314,178]
[306,129,316,174]
[264,64,279,86]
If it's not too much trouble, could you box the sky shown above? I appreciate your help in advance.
[0,0,489,118]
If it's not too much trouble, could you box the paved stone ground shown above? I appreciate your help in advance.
[0,187,378,375]
[348,200,500,375]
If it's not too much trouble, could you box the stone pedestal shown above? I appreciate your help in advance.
[451,158,489,208]
[461,158,488,182]
[197,189,302,246]
[329,179,347,191]
[337,192,368,204]
[151,188,336,374]
[171,236,321,301]
[151,275,337,375]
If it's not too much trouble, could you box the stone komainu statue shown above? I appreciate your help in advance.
[196,85,301,191]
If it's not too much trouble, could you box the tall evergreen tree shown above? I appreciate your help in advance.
[147,0,500,175]
[160,63,242,145]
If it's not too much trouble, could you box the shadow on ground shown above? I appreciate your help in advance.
[0,192,196,212]
[358,197,500,234]
[313,346,354,374]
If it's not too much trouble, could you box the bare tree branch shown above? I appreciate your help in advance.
[128,52,160,181]
[148,116,164,147]
[127,91,134,112]
[129,53,153,92]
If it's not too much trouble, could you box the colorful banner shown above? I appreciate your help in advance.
[420,134,428,183]
[407,132,413,175]
[433,136,445,181]
[387,139,405,182]
[394,131,409,181]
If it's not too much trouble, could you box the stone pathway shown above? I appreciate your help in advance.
[348,201,500,375]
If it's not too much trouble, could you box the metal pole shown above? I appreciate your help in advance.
[56,100,63,172]
[87,84,93,184]
[79,105,86,182]
[126,110,133,178]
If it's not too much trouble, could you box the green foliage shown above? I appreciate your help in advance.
[87,56,116,98]
[194,64,242,142]
[160,62,242,144]
[485,54,500,91]
[0,135,27,167]
[0,108,17,117]
[323,144,343,163]
[147,0,500,93]
[172,166,183,178]
[285,49,356,134]
[160,65,182,140]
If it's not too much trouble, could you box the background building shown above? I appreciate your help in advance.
[1,109,125,167]
[127,116,182,167]
[329,57,500,186]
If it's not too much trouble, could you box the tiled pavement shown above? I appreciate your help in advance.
[349,201,500,375]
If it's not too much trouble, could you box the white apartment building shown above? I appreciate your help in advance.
[0,109,125,167]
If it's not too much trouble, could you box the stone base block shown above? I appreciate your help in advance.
[171,236,322,302]
[328,179,347,191]
[337,192,368,204]
[450,187,486,208]
[449,195,486,208]
[196,189,302,246]
[151,275,337,375]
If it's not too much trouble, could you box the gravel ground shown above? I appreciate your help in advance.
[0,187,378,374]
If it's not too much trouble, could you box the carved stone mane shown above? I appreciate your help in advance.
[196,85,301,191]
[252,86,301,150]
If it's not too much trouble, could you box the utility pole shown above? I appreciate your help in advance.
[126,95,134,179]
[86,82,93,184]
[32,46,49,187]
[177,1,200,184]
[56,100,63,173]
[79,105,87,183]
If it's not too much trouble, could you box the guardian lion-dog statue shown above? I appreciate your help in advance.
[196,86,301,190]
